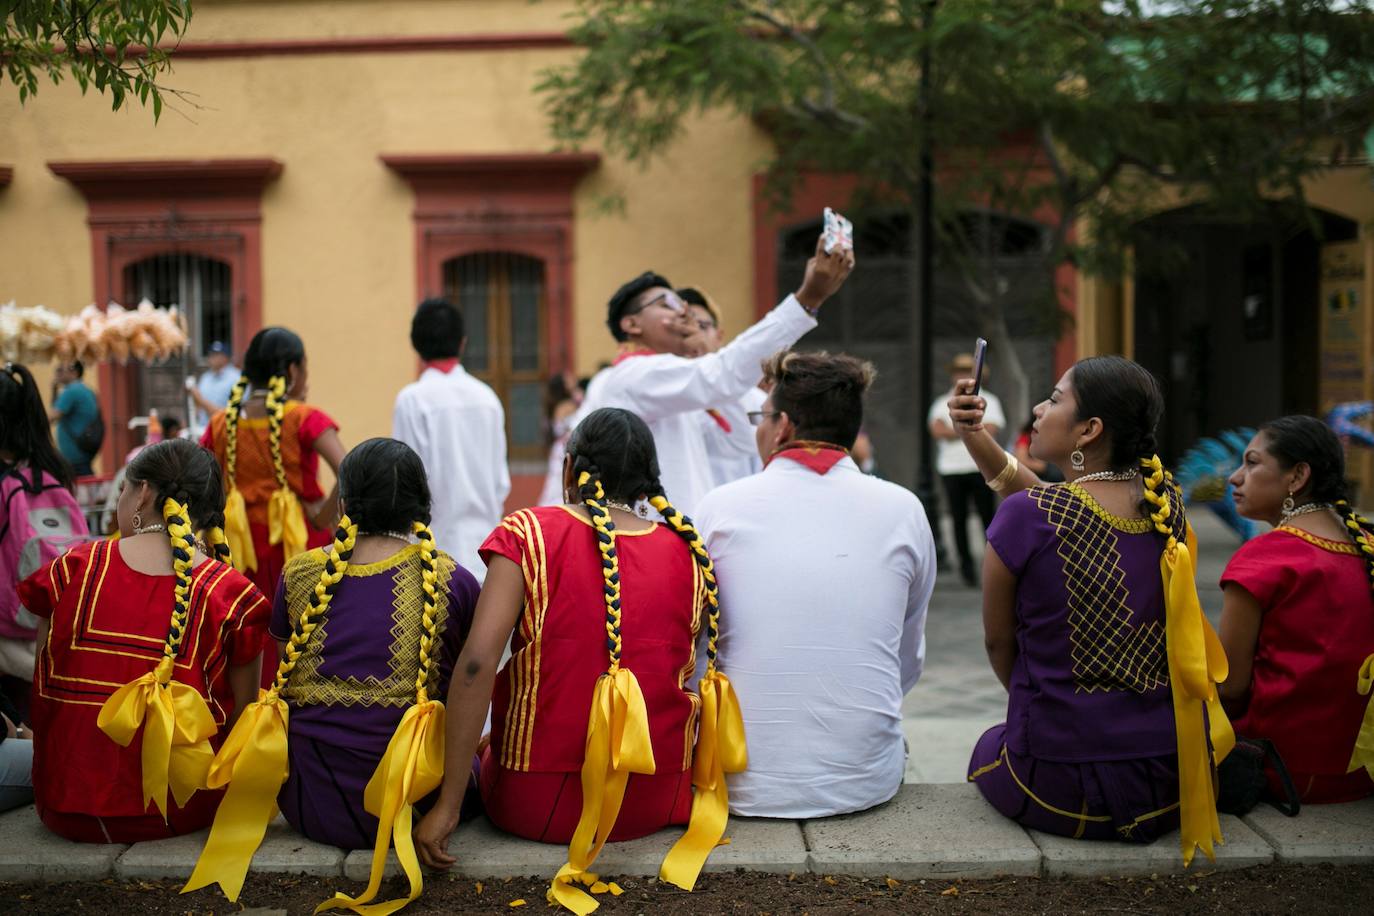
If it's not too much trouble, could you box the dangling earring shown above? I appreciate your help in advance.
[1282,491,1296,515]
[1070,449,1086,471]
[132,511,141,530]
[636,502,649,519]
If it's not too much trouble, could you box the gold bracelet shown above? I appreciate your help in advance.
[987,453,1020,493]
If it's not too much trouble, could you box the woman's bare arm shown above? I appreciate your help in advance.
[982,548,1019,690]
[946,378,1044,496]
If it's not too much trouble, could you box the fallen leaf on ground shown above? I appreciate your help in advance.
[475,882,483,895]
[823,876,838,886]
[941,885,960,897]
[886,878,901,890]
[509,899,527,907]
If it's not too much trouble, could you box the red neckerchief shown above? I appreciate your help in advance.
[766,440,850,475]
[424,358,460,374]
[612,347,656,366]
[612,346,730,431]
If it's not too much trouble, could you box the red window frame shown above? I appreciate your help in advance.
[47,158,280,467]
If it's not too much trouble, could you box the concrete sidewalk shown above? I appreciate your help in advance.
[1,785,1370,885]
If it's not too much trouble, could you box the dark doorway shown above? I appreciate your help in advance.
[1132,206,1358,463]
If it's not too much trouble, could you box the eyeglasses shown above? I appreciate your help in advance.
[636,290,688,316]
[693,317,717,333]
[746,410,781,427]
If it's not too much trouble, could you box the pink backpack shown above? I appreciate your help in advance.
[1,467,91,640]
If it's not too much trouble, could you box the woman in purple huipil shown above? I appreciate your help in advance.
[269,439,479,850]
[946,356,1229,850]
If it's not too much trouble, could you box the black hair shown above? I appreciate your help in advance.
[606,271,673,342]
[1258,415,1348,503]
[410,298,466,361]
[1,363,74,492]
[565,408,661,504]
[68,360,85,379]
[1070,356,1164,471]
[677,287,719,327]
[762,350,876,450]
[125,438,226,533]
[161,416,183,440]
[338,437,433,534]
[242,327,306,387]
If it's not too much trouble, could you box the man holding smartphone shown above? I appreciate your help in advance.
[928,352,1005,586]
[576,234,854,514]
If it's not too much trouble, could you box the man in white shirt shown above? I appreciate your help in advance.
[695,350,937,819]
[393,298,510,580]
[927,353,1006,585]
[577,235,853,514]
[678,286,766,487]
[186,341,240,433]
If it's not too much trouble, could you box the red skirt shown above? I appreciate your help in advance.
[478,744,691,844]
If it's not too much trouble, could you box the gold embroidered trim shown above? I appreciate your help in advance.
[1060,483,1153,533]
[1276,525,1362,556]
[281,547,455,709]
[1028,485,1169,695]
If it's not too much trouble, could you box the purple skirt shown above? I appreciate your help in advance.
[968,723,1180,843]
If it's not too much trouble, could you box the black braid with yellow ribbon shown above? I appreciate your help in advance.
[1335,500,1374,779]
[1139,454,1234,866]
[95,498,218,822]
[545,470,657,914]
[204,526,232,565]
[318,520,451,916]
[222,375,250,485]
[648,488,747,893]
[264,375,290,491]
[181,519,356,904]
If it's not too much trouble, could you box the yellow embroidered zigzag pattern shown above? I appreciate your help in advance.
[1029,485,1168,695]
[282,547,455,708]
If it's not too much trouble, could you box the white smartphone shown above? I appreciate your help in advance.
[822,207,854,253]
[971,338,988,395]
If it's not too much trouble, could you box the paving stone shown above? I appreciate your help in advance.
[803,783,1042,879]
[1031,815,1273,877]
[1241,798,1374,865]
[344,814,805,881]
[114,817,344,879]
[0,805,126,881]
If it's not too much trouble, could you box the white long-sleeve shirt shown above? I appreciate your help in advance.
[578,295,816,513]
[393,365,510,581]
[694,455,937,818]
[701,386,767,487]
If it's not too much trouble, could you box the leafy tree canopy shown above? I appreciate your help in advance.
[3,0,193,119]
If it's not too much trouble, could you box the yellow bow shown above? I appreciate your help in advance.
[549,668,656,915]
[1162,526,1235,866]
[97,655,216,820]
[315,699,446,915]
[659,669,748,890]
[268,486,308,562]
[1348,654,1374,778]
[181,690,292,901]
[223,485,257,573]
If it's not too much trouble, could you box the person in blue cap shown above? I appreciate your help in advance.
[188,341,240,430]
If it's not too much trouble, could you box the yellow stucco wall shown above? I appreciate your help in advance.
[0,1,773,454]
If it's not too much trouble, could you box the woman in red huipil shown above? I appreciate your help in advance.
[1222,415,1374,803]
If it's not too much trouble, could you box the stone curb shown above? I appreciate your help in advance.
[2,791,1372,884]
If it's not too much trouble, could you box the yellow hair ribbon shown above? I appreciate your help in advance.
[648,492,748,891]
[548,473,656,915]
[183,520,356,903]
[223,486,257,573]
[97,499,216,819]
[549,669,655,915]
[1348,654,1374,778]
[658,669,747,890]
[316,521,447,915]
[1142,456,1234,866]
[315,699,446,915]
[181,690,291,900]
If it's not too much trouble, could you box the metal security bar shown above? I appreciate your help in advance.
[123,253,233,431]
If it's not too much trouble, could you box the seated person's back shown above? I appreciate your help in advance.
[696,351,936,818]
[270,438,479,849]
[1220,416,1374,803]
[19,439,267,843]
